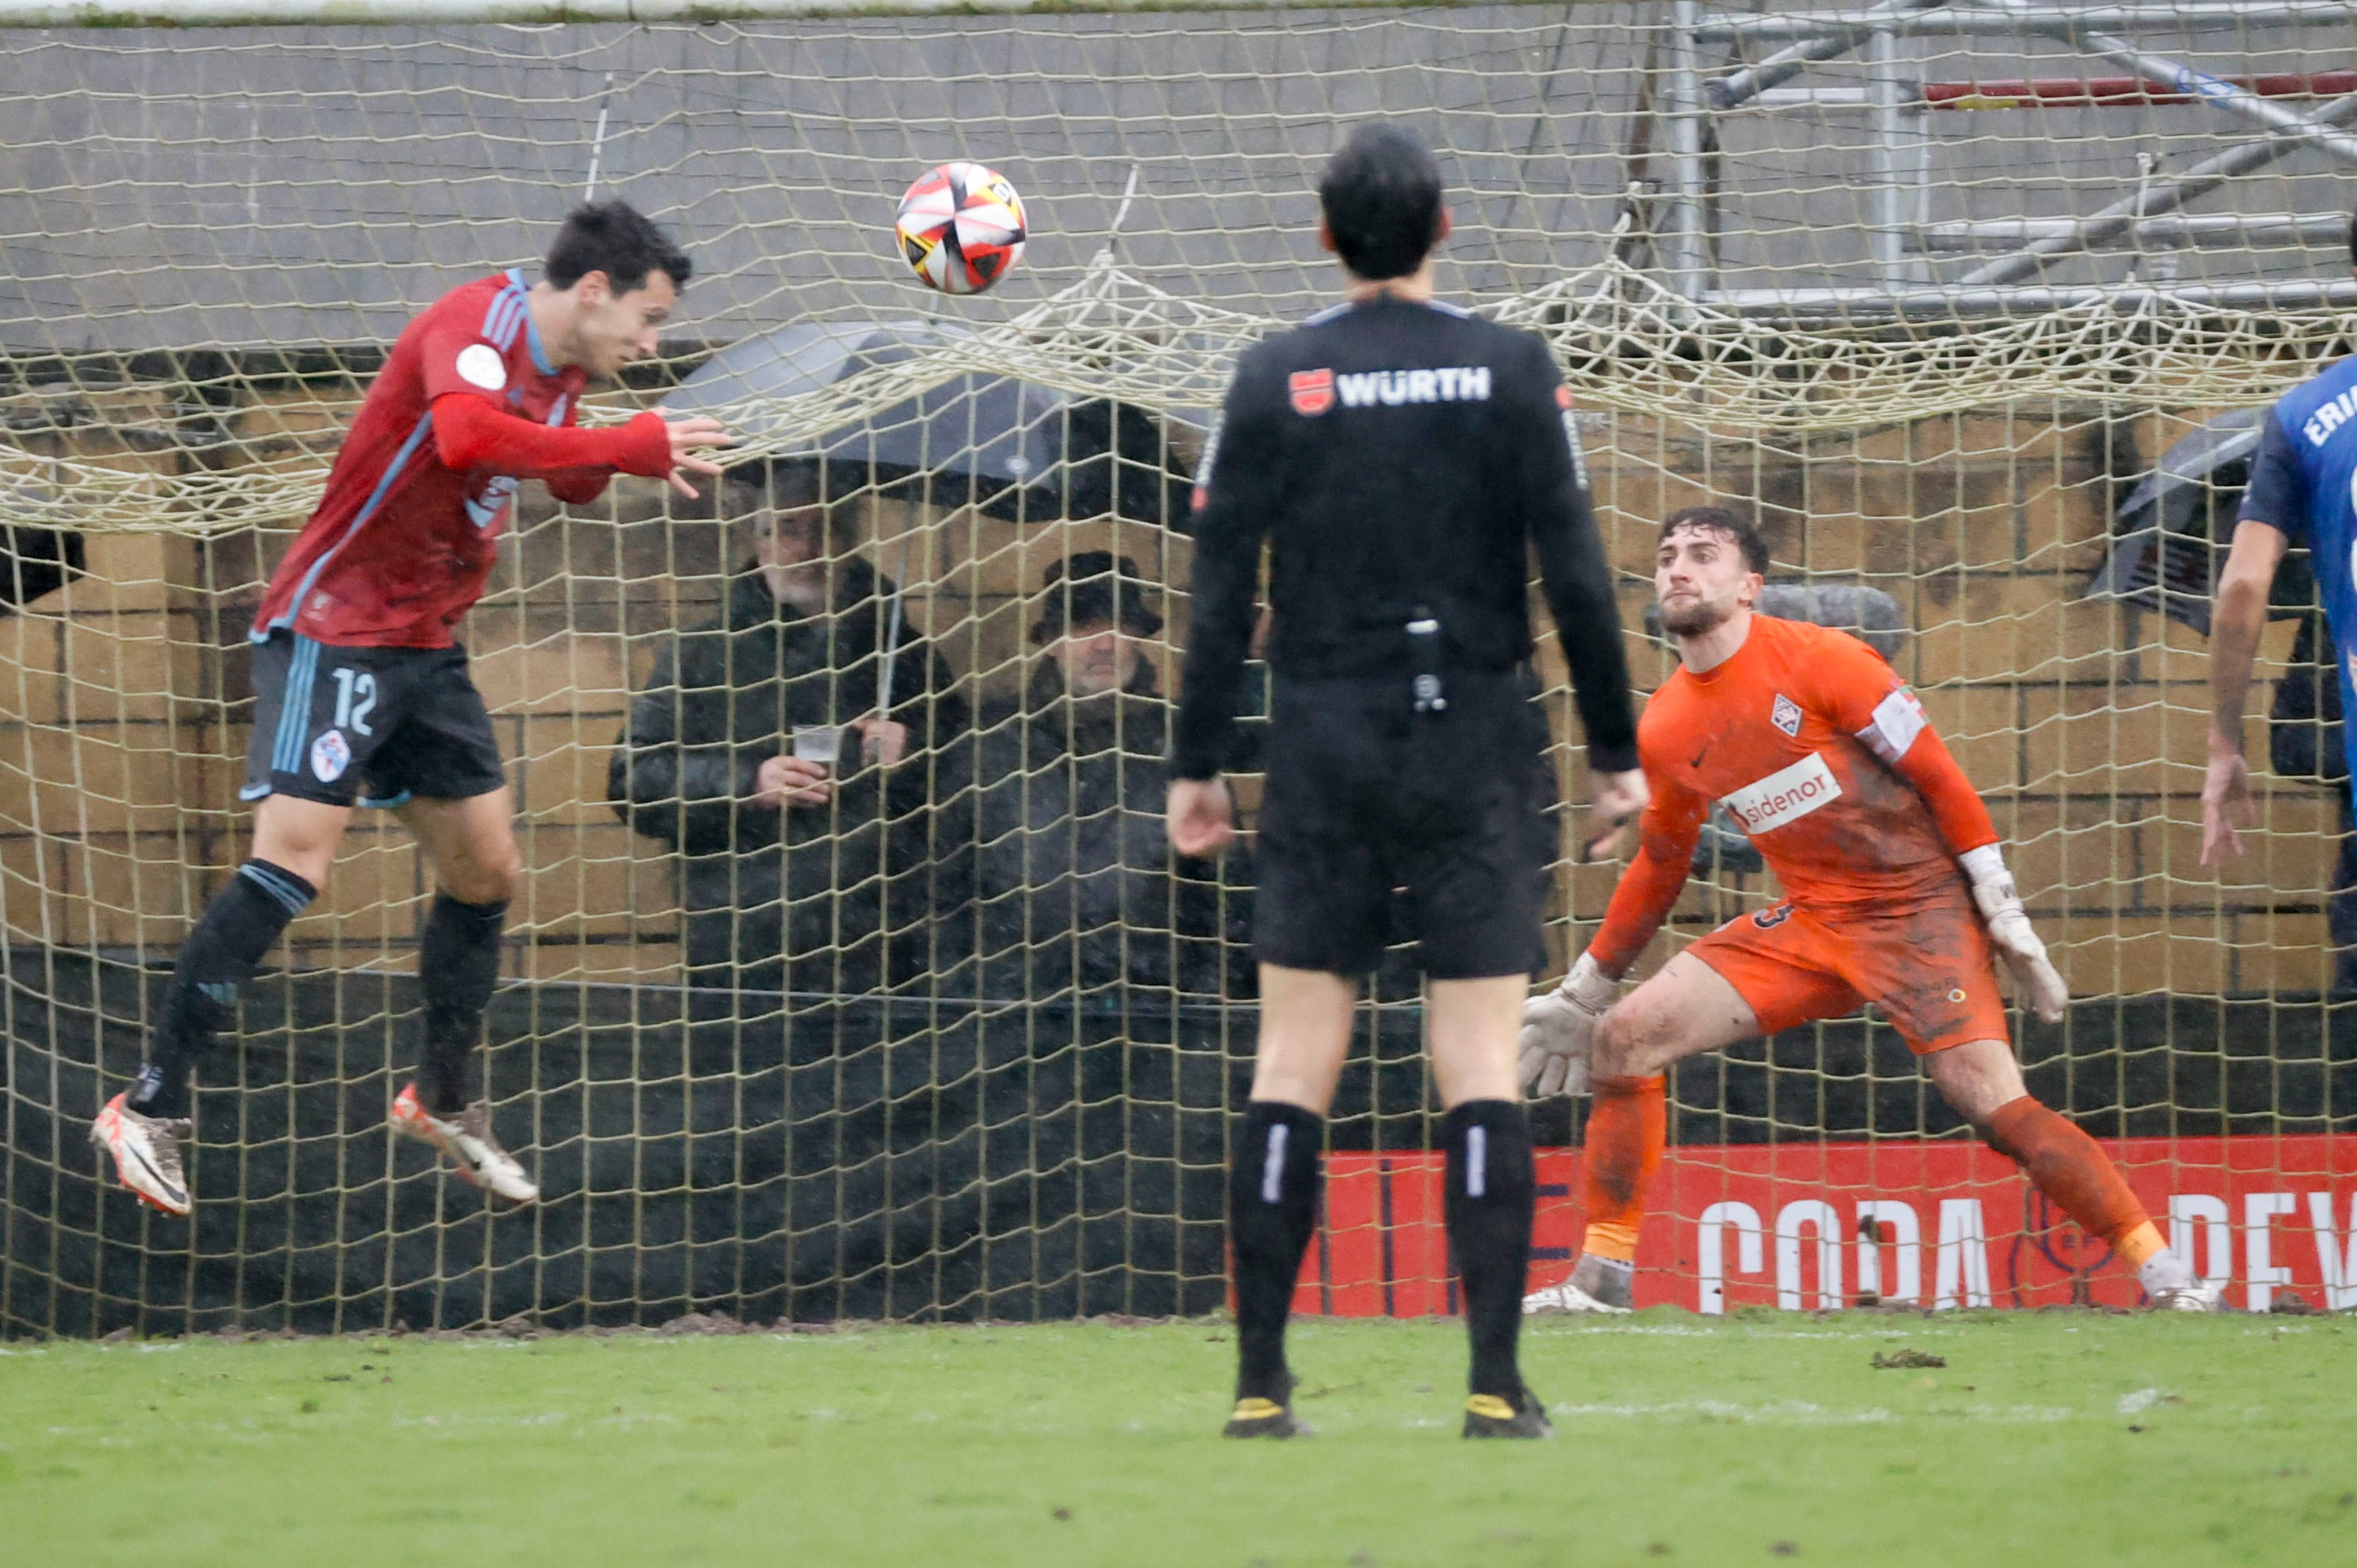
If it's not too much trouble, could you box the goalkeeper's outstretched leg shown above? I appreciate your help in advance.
[1524,953,2219,1315]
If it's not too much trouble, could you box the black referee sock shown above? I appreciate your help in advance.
[417,892,507,1116]
[1228,1100,1323,1405]
[129,860,317,1119]
[1443,1098,1536,1402]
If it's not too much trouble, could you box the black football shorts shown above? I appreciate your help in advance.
[241,631,507,809]
[1252,668,1554,980]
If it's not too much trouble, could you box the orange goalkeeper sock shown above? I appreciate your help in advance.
[1986,1096,2156,1260]
[1581,1075,1667,1263]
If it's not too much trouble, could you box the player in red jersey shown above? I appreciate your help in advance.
[92,203,730,1216]
[1515,507,2219,1313]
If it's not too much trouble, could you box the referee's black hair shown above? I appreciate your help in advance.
[1660,505,1771,575]
[1319,122,1445,281]
[545,200,693,294]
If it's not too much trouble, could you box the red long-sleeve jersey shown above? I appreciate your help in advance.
[1590,615,1998,974]
[251,269,671,648]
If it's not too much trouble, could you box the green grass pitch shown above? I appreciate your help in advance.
[4,1313,2351,1566]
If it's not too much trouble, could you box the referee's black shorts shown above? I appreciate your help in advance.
[1253,668,1554,981]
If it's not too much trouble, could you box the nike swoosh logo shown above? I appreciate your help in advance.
[127,1143,186,1207]
[1689,745,1709,769]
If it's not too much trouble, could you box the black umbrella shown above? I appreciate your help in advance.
[668,319,1190,527]
[2085,406,2314,635]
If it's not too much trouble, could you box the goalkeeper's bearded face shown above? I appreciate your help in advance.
[1656,525,1760,638]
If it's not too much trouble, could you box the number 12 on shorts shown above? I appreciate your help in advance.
[329,666,377,736]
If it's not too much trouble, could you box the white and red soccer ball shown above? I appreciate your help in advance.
[895,162,1027,295]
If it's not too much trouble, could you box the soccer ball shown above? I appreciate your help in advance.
[894,162,1027,295]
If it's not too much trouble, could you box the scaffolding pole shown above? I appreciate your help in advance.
[1699,276,2357,320]
[1706,0,1948,111]
[1914,212,2350,252]
[1696,2,2357,44]
[1958,87,2357,285]
[2001,6,2357,170]
[1665,0,1713,303]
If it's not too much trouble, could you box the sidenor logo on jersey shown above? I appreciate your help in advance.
[1718,751,1843,836]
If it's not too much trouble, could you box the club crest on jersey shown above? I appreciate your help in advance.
[1771,693,1803,737]
[310,730,352,783]
[1290,369,1335,417]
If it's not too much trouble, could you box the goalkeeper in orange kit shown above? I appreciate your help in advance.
[1518,506,2219,1314]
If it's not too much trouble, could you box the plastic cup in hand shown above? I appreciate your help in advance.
[792,724,842,768]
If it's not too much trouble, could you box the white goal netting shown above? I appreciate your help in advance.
[4,4,2356,1335]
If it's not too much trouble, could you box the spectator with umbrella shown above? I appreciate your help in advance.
[607,458,966,1002]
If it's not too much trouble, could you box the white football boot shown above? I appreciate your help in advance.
[1523,1254,1634,1315]
[2139,1250,2227,1312]
[2148,1283,2227,1312]
[90,1093,192,1217]
[390,1084,540,1205]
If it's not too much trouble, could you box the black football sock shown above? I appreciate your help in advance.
[1228,1100,1323,1404]
[1443,1098,1536,1402]
[129,860,317,1118]
[417,892,507,1115]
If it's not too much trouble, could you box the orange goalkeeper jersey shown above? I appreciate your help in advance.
[1589,615,1998,973]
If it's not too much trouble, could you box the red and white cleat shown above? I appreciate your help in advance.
[390,1084,539,1205]
[89,1093,192,1216]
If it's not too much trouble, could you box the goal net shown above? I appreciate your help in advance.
[4,2,2356,1335]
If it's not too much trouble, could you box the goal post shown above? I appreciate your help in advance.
[4,0,2356,1336]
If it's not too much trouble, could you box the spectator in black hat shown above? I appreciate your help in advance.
[938,551,1255,1000]
[608,460,967,1001]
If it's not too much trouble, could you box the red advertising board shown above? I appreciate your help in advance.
[1293,1136,2357,1315]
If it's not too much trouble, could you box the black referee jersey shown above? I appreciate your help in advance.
[1171,293,1638,781]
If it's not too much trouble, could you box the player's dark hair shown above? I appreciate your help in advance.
[543,201,692,294]
[1660,506,1770,575]
[1318,122,1445,281]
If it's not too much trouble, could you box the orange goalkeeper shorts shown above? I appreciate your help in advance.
[1685,883,2010,1055]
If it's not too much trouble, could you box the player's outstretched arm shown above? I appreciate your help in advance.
[431,395,732,499]
[1519,777,1700,1096]
[1955,844,2069,1024]
[1813,634,2070,1022]
[1887,722,2069,1022]
[2204,518,2290,862]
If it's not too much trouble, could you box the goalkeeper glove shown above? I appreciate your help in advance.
[1518,952,1618,1098]
[1960,844,2069,1024]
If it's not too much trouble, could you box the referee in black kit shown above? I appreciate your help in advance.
[1168,122,1644,1440]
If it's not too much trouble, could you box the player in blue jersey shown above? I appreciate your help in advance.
[2204,217,2357,868]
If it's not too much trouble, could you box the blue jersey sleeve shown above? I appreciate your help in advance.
[2239,411,2311,544]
